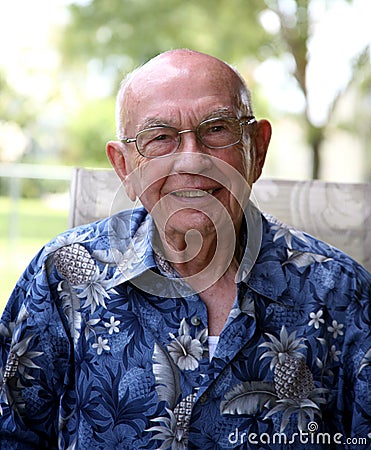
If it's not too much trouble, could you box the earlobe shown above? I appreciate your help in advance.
[255,119,271,162]
[251,119,271,183]
[106,141,137,201]
[261,119,272,143]
[106,141,125,177]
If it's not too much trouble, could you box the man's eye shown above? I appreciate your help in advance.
[153,133,171,141]
[203,123,230,135]
[209,125,226,133]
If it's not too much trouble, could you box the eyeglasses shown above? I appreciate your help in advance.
[120,116,256,158]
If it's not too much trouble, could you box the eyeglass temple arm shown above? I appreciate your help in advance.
[241,116,257,126]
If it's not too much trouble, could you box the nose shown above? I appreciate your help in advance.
[173,130,213,173]
[178,129,200,151]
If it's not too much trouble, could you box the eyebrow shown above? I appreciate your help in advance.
[140,117,169,129]
[203,107,234,120]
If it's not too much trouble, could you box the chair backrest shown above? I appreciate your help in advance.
[69,168,371,271]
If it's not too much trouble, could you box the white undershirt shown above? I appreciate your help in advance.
[208,336,220,361]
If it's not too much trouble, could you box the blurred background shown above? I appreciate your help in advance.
[1,0,370,310]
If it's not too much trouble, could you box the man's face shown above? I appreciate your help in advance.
[111,53,268,247]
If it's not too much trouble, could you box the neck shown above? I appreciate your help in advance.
[153,221,242,292]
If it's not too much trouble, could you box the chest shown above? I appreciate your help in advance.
[198,281,237,336]
[60,285,343,449]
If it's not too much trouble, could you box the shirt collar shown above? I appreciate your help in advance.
[110,205,288,303]
[243,213,289,304]
[109,208,157,285]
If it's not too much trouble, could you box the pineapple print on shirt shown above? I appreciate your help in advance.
[54,243,96,285]
[259,327,314,400]
[221,326,327,433]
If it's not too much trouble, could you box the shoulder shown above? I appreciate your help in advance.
[1,207,151,330]
[8,207,149,299]
[262,212,368,268]
[256,213,370,302]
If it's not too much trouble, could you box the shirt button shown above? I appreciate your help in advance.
[199,393,208,403]
[190,316,201,326]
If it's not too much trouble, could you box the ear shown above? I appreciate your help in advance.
[106,141,137,201]
[250,119,271,183]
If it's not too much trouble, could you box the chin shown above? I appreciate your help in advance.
[165,209,215,235]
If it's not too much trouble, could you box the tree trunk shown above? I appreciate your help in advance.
[308,124,324,180]
[312,140,320,179]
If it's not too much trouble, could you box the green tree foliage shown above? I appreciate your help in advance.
[62,0,270,71]
[63,97,116,166]
[0,71,38,130]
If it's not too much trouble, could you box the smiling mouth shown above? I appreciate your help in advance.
[171,189,216,198]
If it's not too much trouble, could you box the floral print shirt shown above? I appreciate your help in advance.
[0,206,370,449]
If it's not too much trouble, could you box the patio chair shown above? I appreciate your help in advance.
[69,168,371,271]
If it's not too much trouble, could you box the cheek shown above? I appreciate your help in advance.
[130,157,171,205]
[218,146,253,210]
[222,144,250,180]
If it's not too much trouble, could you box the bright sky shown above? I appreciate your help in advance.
[0,0,370,125]
[0,0,70,100]
[308,0,371,124]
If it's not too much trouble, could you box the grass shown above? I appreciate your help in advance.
[0,195,69,314]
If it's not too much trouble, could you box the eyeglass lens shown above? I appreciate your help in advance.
[137,117,242,157]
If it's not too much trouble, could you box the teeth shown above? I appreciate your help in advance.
[172,189,214,198]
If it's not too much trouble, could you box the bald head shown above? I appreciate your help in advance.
[115,49,253,139]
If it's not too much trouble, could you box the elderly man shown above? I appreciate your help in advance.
[0,50,370,449]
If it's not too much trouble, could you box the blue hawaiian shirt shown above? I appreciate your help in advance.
[0,205,370,449]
